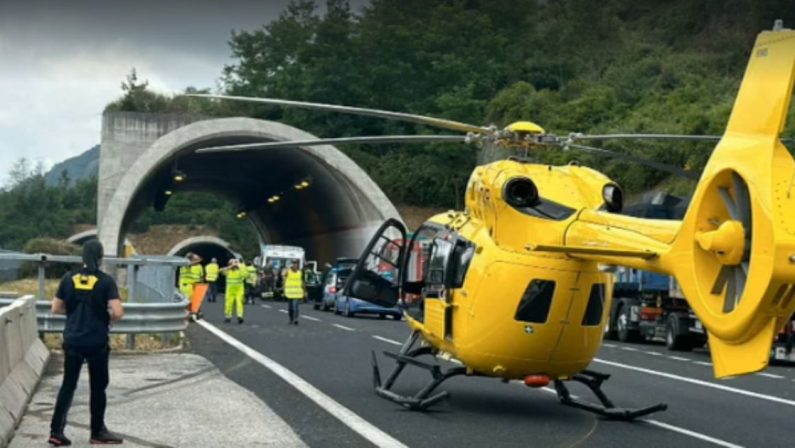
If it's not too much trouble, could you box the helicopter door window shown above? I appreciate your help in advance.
[424,238,453,298]
[581,283,606,326]
[451,243,475,289]
[514,279,556,323]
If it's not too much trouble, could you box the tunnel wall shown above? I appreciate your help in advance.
[98,112,204,229]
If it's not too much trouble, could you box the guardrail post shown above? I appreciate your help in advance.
[128,264,138,303]
[37,263,45,301]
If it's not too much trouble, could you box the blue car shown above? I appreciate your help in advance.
[336,293,402,320]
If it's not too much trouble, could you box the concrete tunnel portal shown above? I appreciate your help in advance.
[98,116,401,263]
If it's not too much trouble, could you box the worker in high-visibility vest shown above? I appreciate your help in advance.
[221,258,246,324]
[205,258,220,303]
[245,260,258,305]
[179,252,199,299]
[284,260,306,325]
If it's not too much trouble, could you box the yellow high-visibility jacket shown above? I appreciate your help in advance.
[284,270,304,299]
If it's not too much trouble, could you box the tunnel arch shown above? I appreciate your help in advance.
[98,117,400,263]
[167,236,241,266]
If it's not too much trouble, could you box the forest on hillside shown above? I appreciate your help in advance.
[3,0,795,253]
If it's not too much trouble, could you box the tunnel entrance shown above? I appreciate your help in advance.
[98,116,401,263]
[167,236,240,268]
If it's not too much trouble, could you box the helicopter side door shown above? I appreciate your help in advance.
[420,232,475,341]
[344,219,406,308]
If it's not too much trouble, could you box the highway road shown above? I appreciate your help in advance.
[187,300,795,448]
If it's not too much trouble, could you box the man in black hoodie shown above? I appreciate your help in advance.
[48,240,125,446]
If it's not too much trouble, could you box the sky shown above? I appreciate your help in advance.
[0,0,365,185]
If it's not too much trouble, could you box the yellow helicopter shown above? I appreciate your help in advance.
[188,24,795,420]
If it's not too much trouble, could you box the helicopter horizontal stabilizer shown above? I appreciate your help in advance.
[529,244,658,260]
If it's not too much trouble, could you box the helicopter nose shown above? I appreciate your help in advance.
[523,374,551,388]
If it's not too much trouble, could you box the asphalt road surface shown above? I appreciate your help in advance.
[187,299,795,448]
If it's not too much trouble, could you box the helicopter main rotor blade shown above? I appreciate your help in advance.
[564,143,700,180]
[183,94,490,135]
[195,135,469,153]
[570,133,723,142]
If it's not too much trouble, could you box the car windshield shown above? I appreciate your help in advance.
[337,268,353,284]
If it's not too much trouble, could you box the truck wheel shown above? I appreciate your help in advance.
[617,303,640,343]
[665,315,693,351]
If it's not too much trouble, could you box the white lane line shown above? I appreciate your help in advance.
[756,372,785,379]
[261,304,272,309]
[594,358,795,408]
[620,346,639,352]
[333,323,356,332]
[603,343,617,348]
[644,351,663,357]
[197,320,407,448]
[372,335,402,346]
[279,309,288,314]
[668,356,691,362]
[694,361,713,367]
[301,315,321,322]
[643,419,743,448]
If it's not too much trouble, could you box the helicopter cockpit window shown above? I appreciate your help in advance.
[514,279,556,323]
[581,283,606,326]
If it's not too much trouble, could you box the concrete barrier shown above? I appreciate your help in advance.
[0,296,49,447]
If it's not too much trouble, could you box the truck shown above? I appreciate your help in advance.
[606,267,707,351]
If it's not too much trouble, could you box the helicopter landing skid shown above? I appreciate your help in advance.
[554,370,667,421]
[371,332,467,411]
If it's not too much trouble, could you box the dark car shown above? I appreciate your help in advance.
[314,258,357,311]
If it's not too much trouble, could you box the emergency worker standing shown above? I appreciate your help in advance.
[205,258,220,303]
[221,258,245,324]
[49,240,124,446]
[179,253,204,299]
[245,260,258,305]
[284,260,306,325]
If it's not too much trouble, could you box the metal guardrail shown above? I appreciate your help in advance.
[0,252,191,338]
[0,297,190,334]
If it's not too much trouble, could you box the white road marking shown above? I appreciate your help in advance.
[301,315,321,322]
[333,323,356,332]
[602,343,617,348]
[693,361,713,367]
[372,335,402,346]
[756,372,785,379]
[197,320,408,448]
[594,358,795,408]
[620,346,639,352]
[261,304,272,309]
[644,419,744,448]
[644,351,663,356]
[279,309,288,314]
[668,356,691,362]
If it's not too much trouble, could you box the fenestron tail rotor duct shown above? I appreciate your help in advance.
[694,170,752,316]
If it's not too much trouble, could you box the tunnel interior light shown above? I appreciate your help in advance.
[164,190,173,196]
[268,195,281,204]
[236,210,247,219]
[173,170,187,183]
[294,180,311,190]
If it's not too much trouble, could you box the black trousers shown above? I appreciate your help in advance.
[50,344,110,435]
